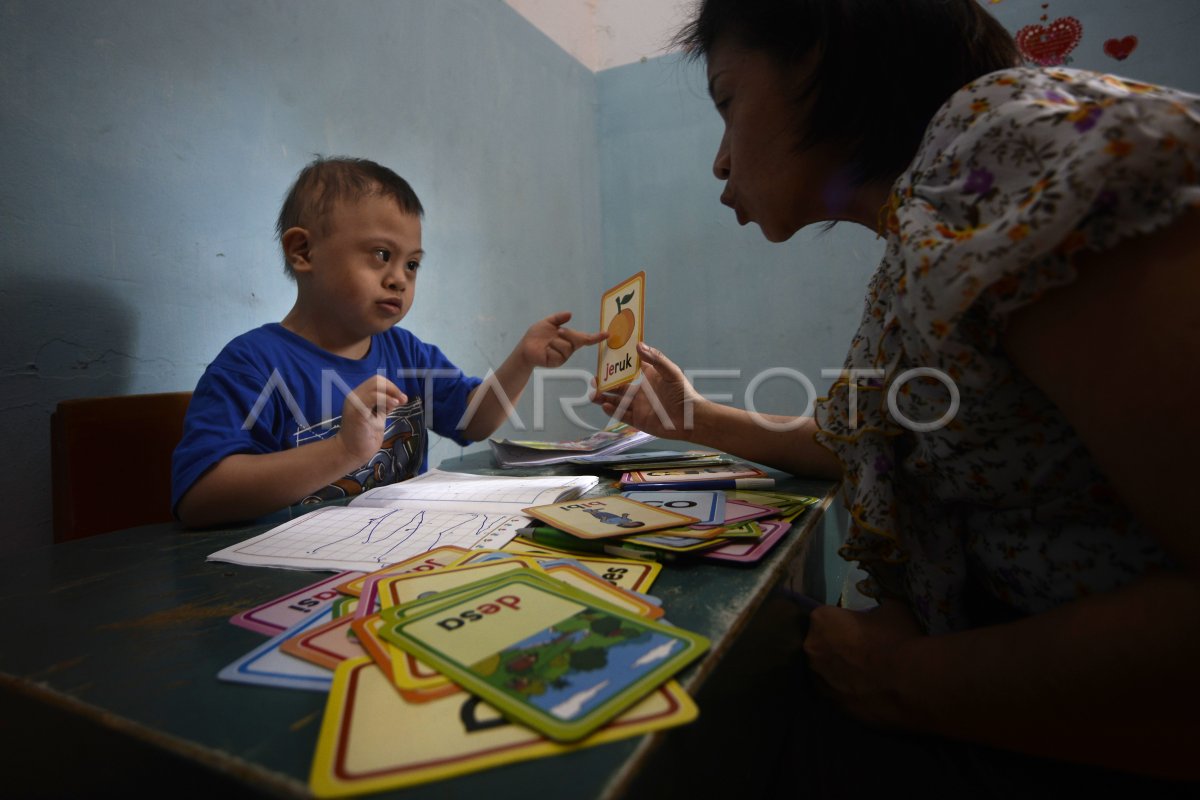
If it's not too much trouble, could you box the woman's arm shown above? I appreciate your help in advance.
[596,342,842,479]
[804,208,1200,779]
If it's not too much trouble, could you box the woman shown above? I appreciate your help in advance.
[597,0,1199,785]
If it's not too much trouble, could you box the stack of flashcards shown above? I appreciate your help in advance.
[217,543,710,796]
[518,488,820,562]
[572,449,737,471]
[619,462,777,491]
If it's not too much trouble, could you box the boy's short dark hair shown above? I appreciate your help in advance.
[275,156,425,277]
[674,0,1021,185]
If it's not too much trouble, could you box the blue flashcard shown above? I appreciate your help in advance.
[218,607,335,691]
[620,491,725,525]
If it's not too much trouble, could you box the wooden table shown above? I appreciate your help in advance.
[0,451,838,797]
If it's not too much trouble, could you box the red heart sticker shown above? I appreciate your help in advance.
[1015,16,1083,66]
[1103,35,1138,61]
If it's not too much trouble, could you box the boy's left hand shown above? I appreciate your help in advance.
[521,311,607,368]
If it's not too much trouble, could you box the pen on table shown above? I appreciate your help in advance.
[515,526,672,562]
[617,478,777,491]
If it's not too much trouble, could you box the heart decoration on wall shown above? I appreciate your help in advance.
[1015,16,1083,66]
[1103,35,1138,61]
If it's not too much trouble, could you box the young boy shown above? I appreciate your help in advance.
[172,157,604,527]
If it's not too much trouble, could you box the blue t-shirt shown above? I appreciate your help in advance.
[171,323,482,514]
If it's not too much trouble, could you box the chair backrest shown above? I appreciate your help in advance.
[51,391,192,542]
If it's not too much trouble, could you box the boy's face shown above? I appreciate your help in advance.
[294,193,423,347]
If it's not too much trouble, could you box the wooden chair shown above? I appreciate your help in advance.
[51,391,192,542]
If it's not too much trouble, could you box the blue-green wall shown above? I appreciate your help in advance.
[0,0,605,553]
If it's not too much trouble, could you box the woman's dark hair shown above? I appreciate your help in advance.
[674,0,1021,185]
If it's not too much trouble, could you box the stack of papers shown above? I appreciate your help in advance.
[487,423,655,468]
[218,543,710,796]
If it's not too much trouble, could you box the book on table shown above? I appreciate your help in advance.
[207,469,599,573]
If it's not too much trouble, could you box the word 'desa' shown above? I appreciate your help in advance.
[437,594,522,631]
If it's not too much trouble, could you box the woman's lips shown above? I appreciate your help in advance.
[721,193,747,225]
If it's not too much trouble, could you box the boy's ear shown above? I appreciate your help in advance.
[281,227,314,274]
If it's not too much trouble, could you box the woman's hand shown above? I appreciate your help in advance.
[593,342,708,438]
[803,601,924,727]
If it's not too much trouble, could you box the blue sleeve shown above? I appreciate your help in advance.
[400,336,482,447]
[170,361,287,514]
[428,349,483,446]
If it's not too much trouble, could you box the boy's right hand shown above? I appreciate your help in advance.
[336,376,407,465]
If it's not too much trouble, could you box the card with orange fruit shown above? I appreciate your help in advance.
[597,271,645,393]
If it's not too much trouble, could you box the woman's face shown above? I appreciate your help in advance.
[706,42,848,241]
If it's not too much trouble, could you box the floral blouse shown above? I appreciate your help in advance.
[813,68,1200,635]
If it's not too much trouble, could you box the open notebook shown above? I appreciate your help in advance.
[207,469,599,572]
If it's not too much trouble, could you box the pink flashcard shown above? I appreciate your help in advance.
[280,612,365,670]
[692,499,779,529]
[230,571,365,636]
[701,519,791,564]
[354,546,472,619]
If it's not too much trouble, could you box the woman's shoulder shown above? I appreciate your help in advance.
[911,67,1197,167]
[882,66,1200,354]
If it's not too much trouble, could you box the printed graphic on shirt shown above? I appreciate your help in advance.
[296,397,426,504]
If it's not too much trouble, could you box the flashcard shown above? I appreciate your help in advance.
[449,549,524,566]
[641,524,732,542]
[382,573,543,696]
[728,490,820,520]
[218,607,335,691]
[331,596,358,619]
[308,657,697,797]
[692,498,777,528]
[530,557,662,607]
[354,547,481,619]
[523,495,698,540]
[230,571,365,636]
[281,611,365,670]
[622,533,727,554]
[540,563,664,620]
[714,520,769,539]
[702,519,792,564]
[596,271,645,393]
[620,490,725,526]
[378,571,709,742]
[502,539,662,591]
[352,613,461,703]
[381,565,663,699]
[351,614,394,675]
[337,546,469,597]
[375,558,538,609]
[622,463,770,485]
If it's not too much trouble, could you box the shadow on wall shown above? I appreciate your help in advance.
[0,276,143,555]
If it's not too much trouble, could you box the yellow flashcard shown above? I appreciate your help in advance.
[596,271,645,393]
[309,657,697,797]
